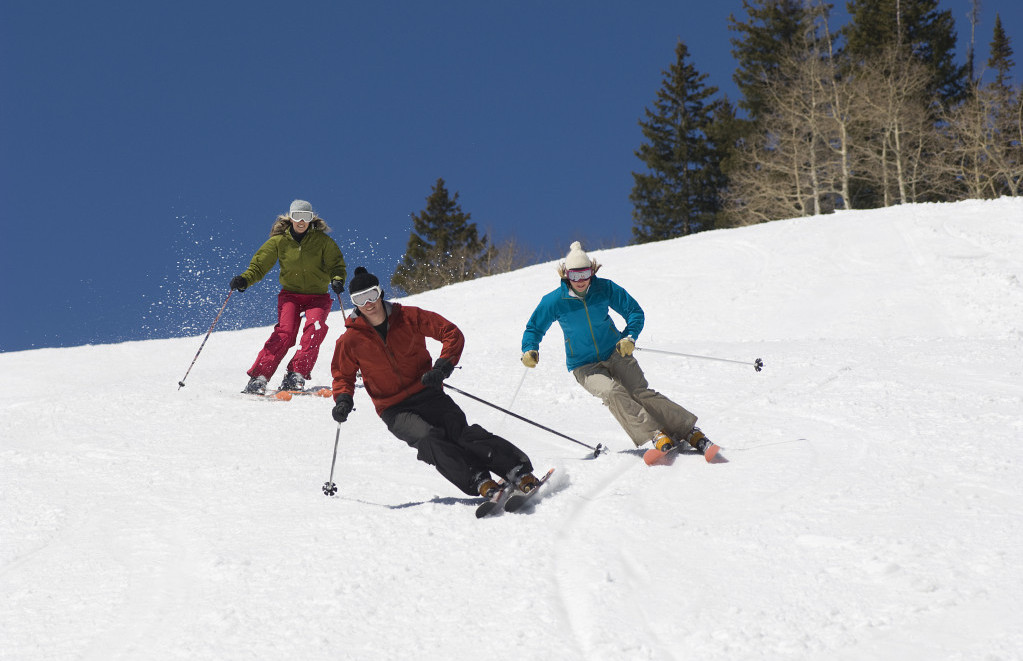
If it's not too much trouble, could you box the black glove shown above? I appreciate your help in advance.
[230,275,248,292]
[330,278,344,294]
[332,393,354,423]
[421,357,454,388]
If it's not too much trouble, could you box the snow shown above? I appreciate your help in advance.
[2,198,1023,660]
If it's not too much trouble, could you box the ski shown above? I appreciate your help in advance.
[503,468,556,513]
[268,386,332,401]
[703,442,722,462]
[644,440,723,466]
[643,444,681,466]
[475,481,514,518]
[243,386,333,401]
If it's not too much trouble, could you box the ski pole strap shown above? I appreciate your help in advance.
[635,347,764,371]
[443,383,605,456]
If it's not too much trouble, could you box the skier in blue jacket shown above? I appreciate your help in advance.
[520,241,718,459]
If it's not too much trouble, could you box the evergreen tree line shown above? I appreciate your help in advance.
[393,0,1021,295]
[721,0,1019,228]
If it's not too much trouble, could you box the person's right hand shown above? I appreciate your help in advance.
[521,350,539,368]
[229,276,248,292]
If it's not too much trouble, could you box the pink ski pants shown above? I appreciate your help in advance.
[247,290,333,380]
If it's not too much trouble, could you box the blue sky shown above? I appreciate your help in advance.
[2,1,1020,352]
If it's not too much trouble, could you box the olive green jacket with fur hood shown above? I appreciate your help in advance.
[240,229,346,294]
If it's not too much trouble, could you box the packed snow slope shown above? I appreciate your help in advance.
[2,198,1022,661]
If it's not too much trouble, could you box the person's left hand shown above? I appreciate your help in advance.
[330,278,344,294]
[331,394,354,423]
[616,336,635,357]
[421,357,454,388]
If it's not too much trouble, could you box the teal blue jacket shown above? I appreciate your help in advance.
[521,277,644,371]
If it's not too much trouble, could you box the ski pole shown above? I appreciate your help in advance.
[635,346,764,372]
[323,425,340,496]
[177,290,234,389]
[504,367,530,418]
[443,383,607,458]
[322,288,350,496]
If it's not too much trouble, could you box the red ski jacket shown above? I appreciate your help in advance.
[331,302,465,415]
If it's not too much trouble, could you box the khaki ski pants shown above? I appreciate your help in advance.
[573,352,697,447]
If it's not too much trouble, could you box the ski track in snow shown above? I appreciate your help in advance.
[3,199,1023,660]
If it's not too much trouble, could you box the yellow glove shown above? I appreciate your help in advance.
[521,350,539,368]
[616,337,635,357]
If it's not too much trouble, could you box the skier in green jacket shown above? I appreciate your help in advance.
[230,199,347,395]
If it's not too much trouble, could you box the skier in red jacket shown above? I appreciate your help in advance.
[330,267,540,499]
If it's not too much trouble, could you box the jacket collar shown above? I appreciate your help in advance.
[561,278,592,300]
[347,300,395,326]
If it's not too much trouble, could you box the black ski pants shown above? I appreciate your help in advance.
[380,387,532,496]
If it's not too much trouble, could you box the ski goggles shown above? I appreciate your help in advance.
[566,267,593,282]
[290,210,314,223]
[351,285,383,307]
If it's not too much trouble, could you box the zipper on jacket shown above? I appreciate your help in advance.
[562,287,600,362]
[581,298,600,356]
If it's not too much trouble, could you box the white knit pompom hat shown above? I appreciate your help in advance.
[564,241,591,270]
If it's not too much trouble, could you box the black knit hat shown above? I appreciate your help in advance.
[348,266,380,293]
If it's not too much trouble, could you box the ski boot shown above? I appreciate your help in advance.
[517,473,541,493]
[280,371,305,391]
[507,464,541,493]
[651,431,675,453]
[687,427,720,462]
[243,375,268,395]
[477,478,502,499]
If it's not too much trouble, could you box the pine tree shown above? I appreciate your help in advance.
[630,42,727,243]
[706,96,745,180]
[391,178,493,295]
[988,14,1015,90]
[843,0,967,105]
[728,0,811,123]
[985,14,1021,196]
